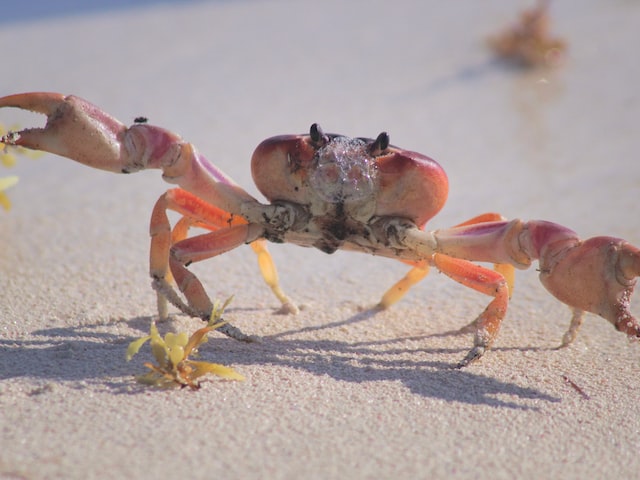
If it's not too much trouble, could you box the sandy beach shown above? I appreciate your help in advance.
[1,1,639,478]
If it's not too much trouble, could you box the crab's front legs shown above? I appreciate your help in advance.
[430,219,640,356]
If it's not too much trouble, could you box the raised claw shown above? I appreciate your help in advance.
[0,92,256,214]
[0,92,132,173]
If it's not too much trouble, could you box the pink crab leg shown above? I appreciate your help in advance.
[0,93,260,216]
[450,213,516,297]
[435,219,640,345]
[378,213,515,310]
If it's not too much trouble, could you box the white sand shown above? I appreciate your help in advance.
[1,1,639,478]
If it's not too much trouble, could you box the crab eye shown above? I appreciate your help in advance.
[309,123,328,146]
[369,132,389,156]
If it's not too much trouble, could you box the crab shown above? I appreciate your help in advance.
[1,92,639,367]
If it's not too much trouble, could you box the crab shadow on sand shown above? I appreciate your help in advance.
[0,306,560,409]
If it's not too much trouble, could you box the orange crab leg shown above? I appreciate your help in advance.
[149,189,249,322]
[377,260,430,310]
[249,240,298,314]
[149,189,228,283]
[433,253,510,367]
[150,187,246,284]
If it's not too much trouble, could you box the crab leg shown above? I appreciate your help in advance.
[433,254,510,367]
[450,213,516,296]
[377,259,430,310]
[394,223,513,367]
[249,240,299,314]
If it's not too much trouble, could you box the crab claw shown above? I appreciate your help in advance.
[0,92,135,173]
[539,235,640,340]
[436,218,640,352]
[0,92,256,214]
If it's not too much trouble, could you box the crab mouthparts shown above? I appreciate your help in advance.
[309,137,377,203]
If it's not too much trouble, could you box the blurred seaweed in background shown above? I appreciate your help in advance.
[489,0,566,68]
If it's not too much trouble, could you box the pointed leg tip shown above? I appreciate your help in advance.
[557,333,575,349]
[456,346,486,368]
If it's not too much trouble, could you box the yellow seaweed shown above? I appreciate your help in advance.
[126,297,243,389]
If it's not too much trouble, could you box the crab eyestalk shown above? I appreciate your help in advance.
[368,132,389,156]
[309,123,329,146]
